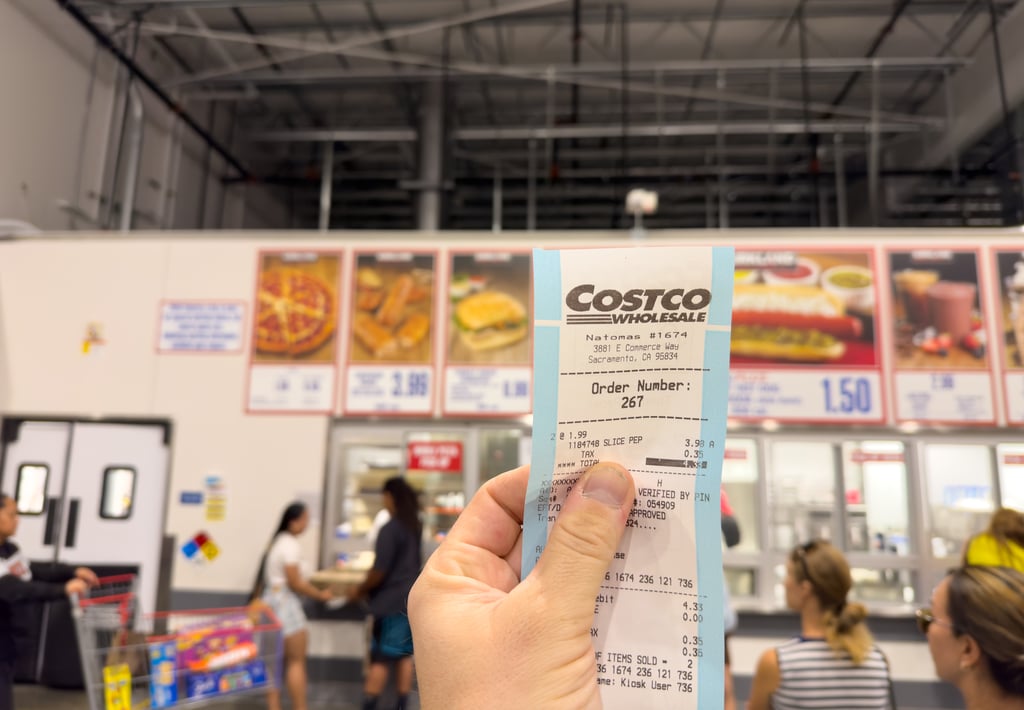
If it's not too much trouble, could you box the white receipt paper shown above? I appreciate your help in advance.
[523,245,734,709]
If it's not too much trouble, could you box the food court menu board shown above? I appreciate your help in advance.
[343,251,437,415]
[247,251,341,413]
[994,249,1024,423]
[888,249,995,424]
[727,249,884,423]
[442,251,532,415]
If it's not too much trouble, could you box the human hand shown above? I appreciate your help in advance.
[409,461,635,710]
[75,567,99,586]
[65,578,89,596]
[318,587,333,603]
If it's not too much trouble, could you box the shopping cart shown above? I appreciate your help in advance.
[71,575,284,710]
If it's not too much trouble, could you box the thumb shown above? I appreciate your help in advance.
[531,462,635,624]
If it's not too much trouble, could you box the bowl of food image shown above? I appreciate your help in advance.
[761,257,821,287]
[821,265,875,314]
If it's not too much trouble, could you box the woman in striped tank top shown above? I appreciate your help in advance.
[747,540,893,710]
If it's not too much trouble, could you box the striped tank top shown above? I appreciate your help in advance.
[771,637,891,710]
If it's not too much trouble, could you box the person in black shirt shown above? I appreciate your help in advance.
[348,477,422,710]
[0,493,97,710]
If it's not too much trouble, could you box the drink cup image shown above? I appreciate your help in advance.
[926,281,976,341]
[893,269,938,326]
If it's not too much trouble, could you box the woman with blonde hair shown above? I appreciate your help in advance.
[919,565,1024,709]
[747,540,893,710]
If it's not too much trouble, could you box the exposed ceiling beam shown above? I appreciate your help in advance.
[182,57,970,87]
[102,18,946,125]
[154,0,572,87]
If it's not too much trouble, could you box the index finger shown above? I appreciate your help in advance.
[444,464,529,561]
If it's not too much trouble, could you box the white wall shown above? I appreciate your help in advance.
[0,0,290,232]
[0,237,328,593]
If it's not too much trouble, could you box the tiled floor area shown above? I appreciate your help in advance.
[14,682,421,710]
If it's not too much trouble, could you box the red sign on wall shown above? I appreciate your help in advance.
[407,442,463,472]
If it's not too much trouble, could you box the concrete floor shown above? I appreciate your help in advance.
[14,681,420,710]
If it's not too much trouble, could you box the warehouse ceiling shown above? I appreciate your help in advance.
[76,0,1024,230]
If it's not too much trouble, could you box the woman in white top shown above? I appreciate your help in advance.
[252,502,332,710]
[747,540,893,710]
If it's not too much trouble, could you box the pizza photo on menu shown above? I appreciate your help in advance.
[349,252,435,364]
[252,252,341,363]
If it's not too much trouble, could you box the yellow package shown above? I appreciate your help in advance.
[103,663,131,710]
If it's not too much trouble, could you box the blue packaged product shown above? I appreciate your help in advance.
[148,641,178,709]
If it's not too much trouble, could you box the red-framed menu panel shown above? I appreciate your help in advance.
[726,248,886,424]
[886,248,996,425]
[994,248,1024,424]
[246,250,342,414]
[441,250,533,417]
[341,249,439,416]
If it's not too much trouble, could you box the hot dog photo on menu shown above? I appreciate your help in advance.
[447,252,531,365]
[888,250,988,370]
[252,252,341,363]
[731,250,879,366]
[349,252,435,363]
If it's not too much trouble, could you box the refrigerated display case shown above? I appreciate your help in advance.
[319,421,531,573]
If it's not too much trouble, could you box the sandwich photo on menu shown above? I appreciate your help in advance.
[446,252,532,365]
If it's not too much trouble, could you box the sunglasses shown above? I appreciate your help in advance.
[793,540,820,588]
[915,608,956,635]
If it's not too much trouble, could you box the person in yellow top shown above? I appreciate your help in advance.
[963,508,1024,572]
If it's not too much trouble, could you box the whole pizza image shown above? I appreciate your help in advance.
[731,250,878,366]
[253,253,340,363]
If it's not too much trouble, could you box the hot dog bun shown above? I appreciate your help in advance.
[376,274,414,327]
[733,284,845,317]
[397,313,430,349]
[730,324,845,362]
[354,312,397,357]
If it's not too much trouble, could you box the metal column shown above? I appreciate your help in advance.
[868,60,881,226]
[417,80,444,231]
[716,70,729,229]
[834,134,849,228]
[119,86,144,232]
[319,141,335,231]
[491,165,503,233]
[527,138,538,230]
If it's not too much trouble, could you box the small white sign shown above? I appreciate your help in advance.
[248,365,335,412]
[895,371,995,423]
[159,302,244,353]
[728,369,883,422]
[443,366,532,415]
[344,365,433,414]
[1004,373,1024,423]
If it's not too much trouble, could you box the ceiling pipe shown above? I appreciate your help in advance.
[55,0,250,179]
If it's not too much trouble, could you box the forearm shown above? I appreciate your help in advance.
[287,577,325,601]
[0,577,66,603]
[29,562,77,584]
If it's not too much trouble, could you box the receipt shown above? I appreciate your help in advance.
[523,245,734,709]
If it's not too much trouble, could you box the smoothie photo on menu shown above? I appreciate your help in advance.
[889,251,987,370]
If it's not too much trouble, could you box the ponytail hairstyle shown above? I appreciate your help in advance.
[383,477,422,540]
[791,540,874,664]
[946,565,1024,697]
[249,502,307,601]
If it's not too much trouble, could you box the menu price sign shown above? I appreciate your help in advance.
[729,370,882,421]
[727,249,884,423]
[888,250,994,424]
[343,251,437,415]
[443,251,532,415]
[994,250,1024,423]
[524,245,733,709]
[247,251,340,413]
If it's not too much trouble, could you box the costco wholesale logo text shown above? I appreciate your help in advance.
[565,284,711,324]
